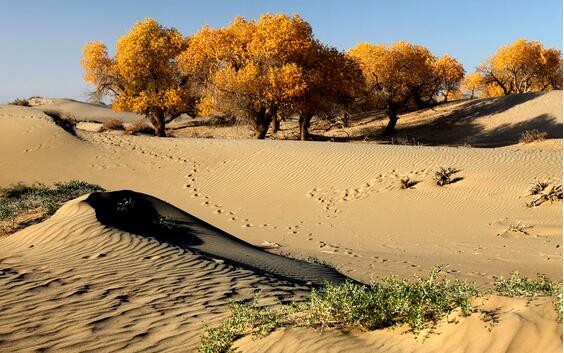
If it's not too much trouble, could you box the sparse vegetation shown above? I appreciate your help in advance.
[505,221,532,235]
[519,129,548,144]
[528,178,549,195]
[526,179,562,207]
[433,166,460,186]
[0,181,104,236]
[400,176,417,189]
[99,118,125,132]
[493,272,562,320]
[199,268,563,352]
[199,268,479,352]
[391,135,420,146]
[8,98,30,106]
[125,120,156,135]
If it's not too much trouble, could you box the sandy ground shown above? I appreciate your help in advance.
[0,91,562,352]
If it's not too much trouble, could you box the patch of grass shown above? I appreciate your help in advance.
[433,166,461,186]
[99,118,125,132]
[199,268,479,353]
[200,269,563,352]
[0,181,104,235]
[493,272,562,320]
[8,98,30,106]
[519,129,548,144]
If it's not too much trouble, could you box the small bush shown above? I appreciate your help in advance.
[505,221,532,235]
[0,181,104,235]
[99,119,125,132]
[519,130,548,144]
[8,98,30,106]
[125,120,155,135]
[433,167,460,186]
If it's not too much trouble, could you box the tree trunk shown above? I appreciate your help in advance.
[150,111,167,137]
[253,107,276,139]
[271,115,280,133]
[383,108,398,135]
[299,113,313,141]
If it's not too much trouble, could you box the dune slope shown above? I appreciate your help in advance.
[0,195,315,352]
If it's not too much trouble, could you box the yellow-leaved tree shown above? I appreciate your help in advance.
[178,14,363,140]
[81,18,196,136]
[349,41,463,134]
[478,39,562,96]
[460,71,485,98]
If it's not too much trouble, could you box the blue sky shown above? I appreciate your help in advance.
[0,0,561,103]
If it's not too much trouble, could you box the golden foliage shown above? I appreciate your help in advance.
[478,39,562,96]
[178,13,362,139]
[81,18,194,136]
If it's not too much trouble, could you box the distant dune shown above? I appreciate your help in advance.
[29,97,141,123]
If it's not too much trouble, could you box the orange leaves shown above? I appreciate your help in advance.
[81,41,112,85]
[479,39,562,96]
[81,18,196,136]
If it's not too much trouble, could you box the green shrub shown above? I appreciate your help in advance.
[0,181,104,235]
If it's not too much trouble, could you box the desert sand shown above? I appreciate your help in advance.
[0,91,562,352]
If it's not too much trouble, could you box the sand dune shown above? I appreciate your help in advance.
[0,92,562,352]
[0,195,312,352]
[29,98,141,123]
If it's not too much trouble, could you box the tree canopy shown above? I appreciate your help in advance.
[82,18,195,136]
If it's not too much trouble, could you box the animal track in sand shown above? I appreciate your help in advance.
[307,168,431,215]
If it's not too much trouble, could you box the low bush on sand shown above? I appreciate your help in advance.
[0,181,104,236]
[519,129,548,144]
[8,98,30,106]
[199,269,562,353]
[99,118,125,132]
[433,167,460,186]
[125,120,156,135]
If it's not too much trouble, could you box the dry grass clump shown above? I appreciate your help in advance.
[0,181,104,236]
[527,182,563,207]
[8,98,30,106]
[391,135,419,146]
[400,176,417,189]
[125,120,155,135]
[519,129,548,144]
[505,221,532,235]
[433,167,461,186]
[99,118,125,132]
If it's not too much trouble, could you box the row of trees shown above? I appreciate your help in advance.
[82,15,562,138]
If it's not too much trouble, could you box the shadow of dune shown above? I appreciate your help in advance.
[86,190,352,287]
[312,92,561,147]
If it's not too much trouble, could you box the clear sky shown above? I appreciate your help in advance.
[0,0,561,103]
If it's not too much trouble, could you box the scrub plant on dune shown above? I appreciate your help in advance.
[0,181,104,236]
[199,268,563,353]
